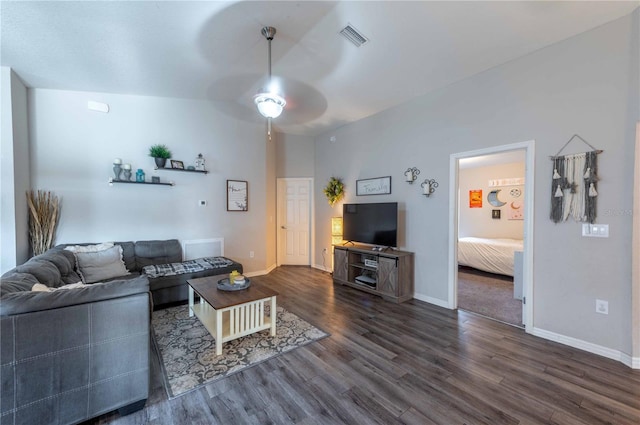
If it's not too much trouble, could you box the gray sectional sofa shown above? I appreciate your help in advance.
[56,239,243,307]
[0,239,243,425]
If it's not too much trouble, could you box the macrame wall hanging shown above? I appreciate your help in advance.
[550,134,602,224]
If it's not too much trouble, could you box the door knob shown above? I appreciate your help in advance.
[281,226,287,229]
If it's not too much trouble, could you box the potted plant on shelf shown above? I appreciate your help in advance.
[148,144,172,168]
[323,177,344,207]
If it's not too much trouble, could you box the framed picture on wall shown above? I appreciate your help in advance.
[469,190,482,208]
[227,180,248,211]
[356,176,392,196]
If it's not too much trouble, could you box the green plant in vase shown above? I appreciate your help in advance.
[149,144,172,168]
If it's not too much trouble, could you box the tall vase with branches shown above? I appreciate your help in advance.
[27,190,61,256]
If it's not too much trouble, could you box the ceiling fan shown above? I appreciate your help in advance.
[254,26,286,137]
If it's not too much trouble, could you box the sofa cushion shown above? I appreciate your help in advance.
[75,245,129,284]
[117,242,136,272]
[135,239,182,270]
[38,249,82,284]
[0,273,39,296]
[13,259,62,287]
[0,275,150,316]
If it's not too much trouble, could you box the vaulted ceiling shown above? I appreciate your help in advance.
[2,1,638,136]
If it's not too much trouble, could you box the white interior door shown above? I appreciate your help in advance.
[277,178,311,266]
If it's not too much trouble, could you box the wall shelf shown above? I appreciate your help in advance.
[108,178,174,186]
[154,167,208,174]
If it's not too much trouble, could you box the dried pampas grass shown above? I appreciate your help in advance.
[26,190,60,255]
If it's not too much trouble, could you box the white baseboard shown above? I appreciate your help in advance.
[312,264,332,273]
[413,292,450,309]
[532,327,639,369]
[244,263,277,278]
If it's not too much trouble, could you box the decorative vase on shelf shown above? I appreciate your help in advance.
[154,157,167,168]
[124,170,132,181]
[136,169,145,182]
[113,164,122,181]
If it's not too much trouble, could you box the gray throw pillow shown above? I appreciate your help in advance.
[75,245,129,284]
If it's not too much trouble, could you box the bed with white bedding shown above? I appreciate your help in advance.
[457,237,523,277]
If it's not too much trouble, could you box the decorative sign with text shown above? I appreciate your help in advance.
[356,176,392,196]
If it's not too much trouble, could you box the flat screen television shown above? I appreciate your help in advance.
[343,202,398,247]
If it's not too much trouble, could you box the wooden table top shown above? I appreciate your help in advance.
[187,274,279,310]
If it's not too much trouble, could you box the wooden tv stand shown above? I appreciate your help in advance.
[333,245,414,303]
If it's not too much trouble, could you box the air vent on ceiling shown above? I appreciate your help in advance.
[339,24,369,47]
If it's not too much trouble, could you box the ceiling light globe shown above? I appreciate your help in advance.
[254,93,286,119]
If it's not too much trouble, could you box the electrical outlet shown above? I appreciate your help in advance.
[249,251,254,258]
[596,299,609,315]
[323,248,327,253]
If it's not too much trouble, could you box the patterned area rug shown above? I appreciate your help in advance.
[152,304,329,398]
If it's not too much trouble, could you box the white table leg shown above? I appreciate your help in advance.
[188,286,194,317]
[270,296,277,336]
[215,309,223,355]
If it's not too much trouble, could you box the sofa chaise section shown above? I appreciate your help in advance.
[0,275,150,425]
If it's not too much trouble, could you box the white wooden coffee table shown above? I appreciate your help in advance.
[187,275,278,355]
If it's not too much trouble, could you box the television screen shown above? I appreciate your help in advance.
[343,202,398,247]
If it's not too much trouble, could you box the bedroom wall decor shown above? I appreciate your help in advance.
[549,134,602,224]
[492,209,501,219]
[487,189,507,207]
[469,190,482,208]
[508,201,524,220]
[488,177,525,187]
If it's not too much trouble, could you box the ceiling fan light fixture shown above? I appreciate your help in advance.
[254,92,286,118]
[255,26,286,120]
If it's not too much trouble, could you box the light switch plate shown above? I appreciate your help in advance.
[582,223,609,238]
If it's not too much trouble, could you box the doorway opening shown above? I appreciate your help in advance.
[449,141,535,331]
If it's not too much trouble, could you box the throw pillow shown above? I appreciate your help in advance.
[74,245,129,284]
[31,283,51,292]
[31,282,87,292]
[65,242,114,253]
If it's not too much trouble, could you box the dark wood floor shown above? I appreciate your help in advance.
[89,266,640,425]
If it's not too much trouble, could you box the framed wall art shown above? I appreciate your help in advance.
[469,190,482,208]
[356,176,392,196]
[170,160,184,169]
[227,180,248,211]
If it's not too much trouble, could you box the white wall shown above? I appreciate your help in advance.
[28,88,274,273]
[314,12,638,355]
[1,67,30,273]
[459,162,525,239]
[275,132,315,178]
